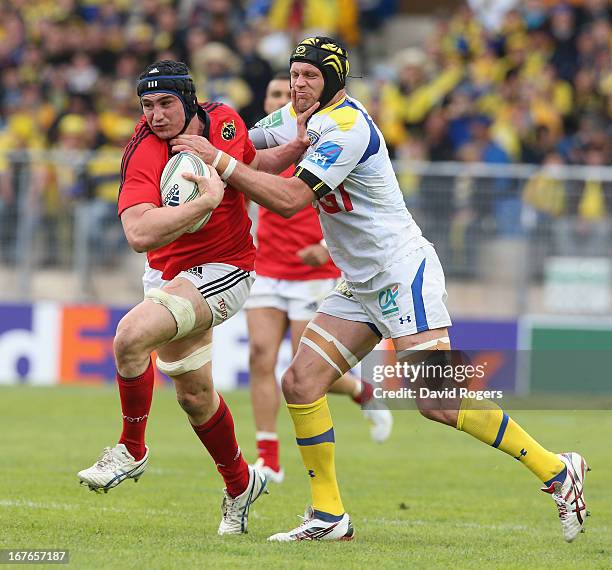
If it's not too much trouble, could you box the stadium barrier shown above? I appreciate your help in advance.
[2,300,611,397]
[1,155,611,394]
[1,155,611,318]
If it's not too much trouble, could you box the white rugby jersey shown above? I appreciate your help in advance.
[251,96,430,282]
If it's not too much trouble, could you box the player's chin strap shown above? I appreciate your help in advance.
[196,106,210,138]
[156,343,212,377]
[300,322,360,378]
[145,288,196,341]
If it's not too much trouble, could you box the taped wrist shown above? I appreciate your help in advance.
[212,151,237,181]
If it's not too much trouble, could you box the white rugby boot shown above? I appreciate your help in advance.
[78,444,149,493]
[254,457,285,484]
[541,452,590,542]
[218,465,269,535]
[268,507,354,542]
[362,401,393,443]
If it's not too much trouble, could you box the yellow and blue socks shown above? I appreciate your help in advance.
[457,398,566,487]
[287,396,344,520]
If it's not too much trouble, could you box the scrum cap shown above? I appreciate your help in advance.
[289,37,349,109]
[137,60,198,133]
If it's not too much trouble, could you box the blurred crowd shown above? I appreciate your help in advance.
[0,0,609,272]
[374,0,611,169]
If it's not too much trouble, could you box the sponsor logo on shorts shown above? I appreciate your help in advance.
[378,285,399,319]
[186,266,204,278]
[306,141,342,170]
[217,297,228,320]
[334,280,353,298]
[399,314,412,325]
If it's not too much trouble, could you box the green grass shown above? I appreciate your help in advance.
[1,387,610,569]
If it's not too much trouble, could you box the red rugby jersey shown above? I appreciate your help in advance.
[255,167,340,281]
[118,102,256,280]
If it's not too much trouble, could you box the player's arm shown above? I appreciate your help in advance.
[248,123,366,216]
[121,170,224,252]
[174,101,318,175]
[250,141,307,174]
[169,136,315,214]
[251,102,318,173]
[248,98,319,174]
[226,161,317,217]
[297,242,330,266]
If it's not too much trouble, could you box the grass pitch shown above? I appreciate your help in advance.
[1,386,610,569]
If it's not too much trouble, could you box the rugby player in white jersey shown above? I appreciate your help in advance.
[171,37,589,543]
[246,73,393,485]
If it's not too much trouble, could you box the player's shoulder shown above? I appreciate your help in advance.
[200,101,247,141]
[255,102,295,130]
[122,117,158,158]
[201,101,244,125]
[316,97,368,135]
[127,116,153,143]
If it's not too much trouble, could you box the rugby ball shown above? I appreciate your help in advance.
[160,152,211,233]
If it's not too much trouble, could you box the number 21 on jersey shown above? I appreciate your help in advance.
[317,184,354,215]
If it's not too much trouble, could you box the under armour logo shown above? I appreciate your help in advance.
[399,315,412,325]
[514,449,528,460]
[308,469,315,478]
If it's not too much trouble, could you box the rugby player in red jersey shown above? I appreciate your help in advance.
[245,74,393,483]
[77,61,315,535]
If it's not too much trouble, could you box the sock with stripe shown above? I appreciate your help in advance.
[287,396,344,519]
[191,394,250,498]
[256,432,280,471]
[117,359,154,461]
[457,398,566,485]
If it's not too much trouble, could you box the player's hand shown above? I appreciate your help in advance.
[171,134,218,164]
[293,95,320,149]
[297,243,330,267]
[182,166,225,211]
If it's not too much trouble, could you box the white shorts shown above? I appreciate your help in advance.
[243,276,338,322]
[142,261,255,327]
[318,244,452,339]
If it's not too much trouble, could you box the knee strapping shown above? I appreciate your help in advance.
[396,336,451,362]
[300,322,359,377]
[145,288,196,340]
[156,343,212,377]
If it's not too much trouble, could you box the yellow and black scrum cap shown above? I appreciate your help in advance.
[290,37,350,108]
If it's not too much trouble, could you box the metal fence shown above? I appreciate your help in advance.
[1,151,611,317]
